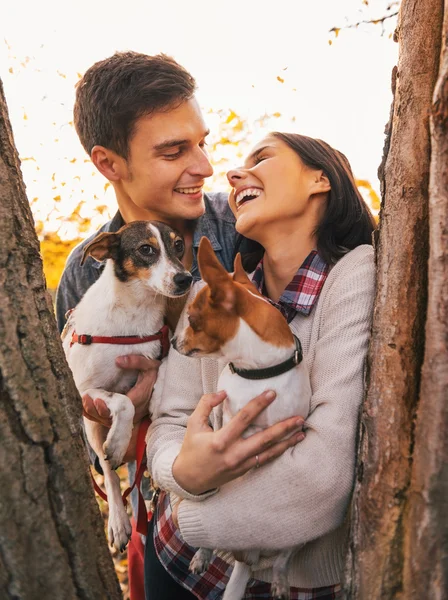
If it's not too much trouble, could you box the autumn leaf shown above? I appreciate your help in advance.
[104,182,111,192]
[8,67,13,74]
[225,110,238,124]
[277,76,285,83]
[53,195,61,202]
[70,158,77,163]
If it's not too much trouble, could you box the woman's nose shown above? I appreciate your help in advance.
[227,168,246,187]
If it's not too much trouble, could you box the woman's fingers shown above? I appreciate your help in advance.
[240,415,304,458]
[219,390,277,444]
[189,391,228,430]
[235,431,306,477]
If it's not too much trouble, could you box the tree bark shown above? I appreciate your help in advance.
[343,0,444,598]
[402,6,448,598]
[0,80,122,599]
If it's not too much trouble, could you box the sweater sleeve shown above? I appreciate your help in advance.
[177,251,375,551]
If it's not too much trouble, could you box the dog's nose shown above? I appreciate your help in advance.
[173,272,193,290]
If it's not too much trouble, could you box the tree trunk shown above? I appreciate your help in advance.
[403,6,448,597]
[0,80,122,599]
[343,0,445,598]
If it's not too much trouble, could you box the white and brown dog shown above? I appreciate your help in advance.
[173,237,311,600]
[62,220,192,551]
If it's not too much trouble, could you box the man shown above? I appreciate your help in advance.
[57,51,292,599]
[57,50,250,599]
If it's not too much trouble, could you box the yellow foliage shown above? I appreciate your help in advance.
[277,76,285,83]
[356,179,381,213]
[40,233,82,290]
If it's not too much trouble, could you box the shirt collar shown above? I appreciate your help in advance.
[251,250,329,321]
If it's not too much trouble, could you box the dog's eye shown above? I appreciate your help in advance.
[174,239,184,254]
[138,244,155,256]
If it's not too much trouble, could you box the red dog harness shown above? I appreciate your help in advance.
[70,323,170,359]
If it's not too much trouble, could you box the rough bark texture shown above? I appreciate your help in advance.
[0,80,122,599]
[343,0,444,598]
[403,7,448,598]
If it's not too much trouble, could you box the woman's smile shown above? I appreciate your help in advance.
[234,186,264,210]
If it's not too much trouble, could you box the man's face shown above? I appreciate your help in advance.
[117,97,213,222]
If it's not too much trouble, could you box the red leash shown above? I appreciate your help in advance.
[91,415,153,535]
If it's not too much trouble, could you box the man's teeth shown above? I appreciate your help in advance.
[235,188,262,207]
[175,187,202,194]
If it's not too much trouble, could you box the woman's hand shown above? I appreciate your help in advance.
[82,355,161,428]
[172,390,305,496]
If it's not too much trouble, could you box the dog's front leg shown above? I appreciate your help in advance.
[84,388,135,468]
[84,417,132,551]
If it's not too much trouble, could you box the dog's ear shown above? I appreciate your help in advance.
[198,237,229,286]
[198,237,235,312]
[81,232,120,265]
[233,253,251,285]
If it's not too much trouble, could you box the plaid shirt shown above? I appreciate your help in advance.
[153,493,341,599]
[251,250,329,322]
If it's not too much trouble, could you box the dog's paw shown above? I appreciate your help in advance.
[108,510,132,552]
[271,577,290,600]
[189,548,213,574]
[103,437,128,470]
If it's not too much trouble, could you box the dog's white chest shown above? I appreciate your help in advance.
[217,362,311,433]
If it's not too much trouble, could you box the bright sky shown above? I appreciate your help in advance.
[1,0,398,239]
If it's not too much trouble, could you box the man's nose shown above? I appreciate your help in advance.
[227,168,246,186]
[189,147,213,178]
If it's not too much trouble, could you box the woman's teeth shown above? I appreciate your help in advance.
[175,187,202,194]
[235,188,262,208]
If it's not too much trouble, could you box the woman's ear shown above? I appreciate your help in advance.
[313,171,331,194]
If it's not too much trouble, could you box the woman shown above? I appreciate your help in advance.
[145,132,376,599]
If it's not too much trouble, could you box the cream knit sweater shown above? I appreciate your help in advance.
[147,244,375,589]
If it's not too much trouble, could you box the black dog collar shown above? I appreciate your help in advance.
[228,335,303,380]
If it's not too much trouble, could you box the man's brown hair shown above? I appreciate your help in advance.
[74,51,196,159]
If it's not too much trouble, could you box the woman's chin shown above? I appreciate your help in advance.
[235,213,262,241]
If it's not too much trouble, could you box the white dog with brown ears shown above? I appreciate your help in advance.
[173,237,311,600]
[63,220,192,551]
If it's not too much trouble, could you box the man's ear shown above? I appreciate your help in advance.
[233,253,251,285]
[198,237,229,286]
[90,145,128,182]
[81,232,120,265]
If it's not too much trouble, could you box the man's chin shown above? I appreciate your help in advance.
[176,195,206,220]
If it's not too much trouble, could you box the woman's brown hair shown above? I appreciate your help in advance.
[238,132,377,270]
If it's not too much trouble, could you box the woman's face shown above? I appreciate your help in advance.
[227,136,328,241]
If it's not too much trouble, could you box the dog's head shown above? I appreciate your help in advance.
[173,236,293,359]
[81,220,193,297]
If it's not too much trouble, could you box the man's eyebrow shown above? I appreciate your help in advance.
[153,129,210,152]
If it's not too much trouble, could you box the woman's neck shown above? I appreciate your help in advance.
[262,228,317,303]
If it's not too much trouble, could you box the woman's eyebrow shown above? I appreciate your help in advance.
[246,145,272,163]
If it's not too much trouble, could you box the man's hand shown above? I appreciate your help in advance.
[172,390,305,496]
[82,355,161,427]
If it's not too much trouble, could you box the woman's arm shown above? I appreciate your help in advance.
[176,251,375,550]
